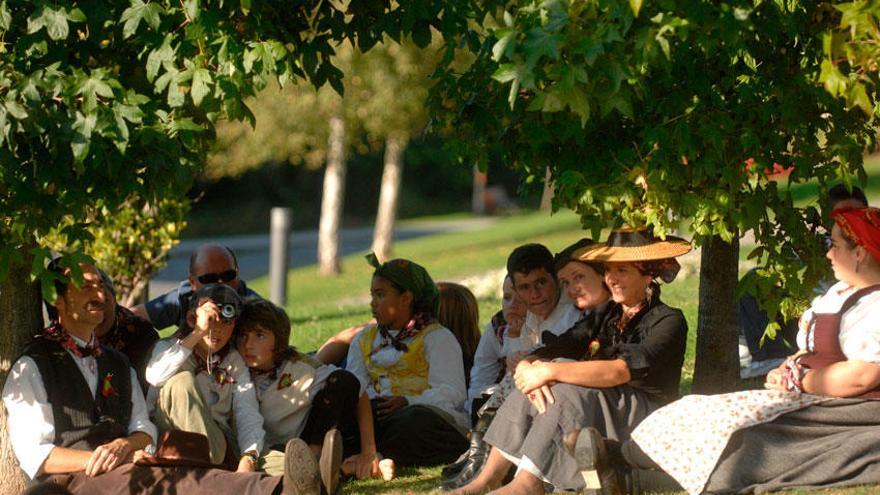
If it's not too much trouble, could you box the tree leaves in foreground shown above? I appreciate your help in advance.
[0,0,461,298]
[432,0,877,326]
[430,0,878,390]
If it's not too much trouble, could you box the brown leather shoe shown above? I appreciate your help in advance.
[565,427,623,495]
[319,429,343,495]
[283,438,320,495]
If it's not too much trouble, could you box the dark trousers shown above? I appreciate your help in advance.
[298,369,361,457]
[618,439,659,469]
[28,464,282,495]
[373,404,467,466]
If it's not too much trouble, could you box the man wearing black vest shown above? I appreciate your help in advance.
[3,261,319,494]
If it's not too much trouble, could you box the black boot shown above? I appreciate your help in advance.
[438,412,494,489]
[440,445,471,479]
[438,430,489,490]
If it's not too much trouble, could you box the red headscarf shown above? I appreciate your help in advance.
[831,207,880,264]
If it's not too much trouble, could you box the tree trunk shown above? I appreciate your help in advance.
[121,279,150,308]
[318,115,347,276]
[539,167,554,210]
[692,234,741,394]
[0,253,42,492]
[472,164,487,215]
[371,134,406,262]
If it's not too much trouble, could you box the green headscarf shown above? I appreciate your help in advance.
[366,253,440,317]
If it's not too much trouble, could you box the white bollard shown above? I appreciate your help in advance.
[269,207,291,306]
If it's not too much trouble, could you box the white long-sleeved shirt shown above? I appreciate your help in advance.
[146,338,265,454]
[346,326,470,429]
[3,336,157,480]
[467,320,509,412]
[521,296,582,351]
[466,303,587,413]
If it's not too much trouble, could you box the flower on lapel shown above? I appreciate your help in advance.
[101,373,115,397]
[212,367,237,387]
[277,373,293,390]
[588,339,601,357]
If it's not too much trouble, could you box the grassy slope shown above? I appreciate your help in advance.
[242,159,880,494]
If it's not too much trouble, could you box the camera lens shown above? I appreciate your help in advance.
[220,304,236,320]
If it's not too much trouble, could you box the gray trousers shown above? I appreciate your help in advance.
[484,383,655,491]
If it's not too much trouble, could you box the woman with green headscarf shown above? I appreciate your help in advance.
[345,254,469,466]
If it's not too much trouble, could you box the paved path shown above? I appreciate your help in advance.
[147,217,498,298]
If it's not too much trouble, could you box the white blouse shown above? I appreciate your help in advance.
[797,281,880,362]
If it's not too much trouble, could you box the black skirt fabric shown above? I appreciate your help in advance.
[706,398,880,494]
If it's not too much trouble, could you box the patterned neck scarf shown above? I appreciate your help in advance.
[616,300,647,333]
[491,310,508,346]
[372,311,437,355]
[38,321,102,358]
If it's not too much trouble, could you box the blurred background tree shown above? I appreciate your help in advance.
[205,35,452,272]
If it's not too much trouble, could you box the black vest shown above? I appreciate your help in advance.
[22,337,132,451]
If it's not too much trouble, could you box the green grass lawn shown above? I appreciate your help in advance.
[240,160,880,494]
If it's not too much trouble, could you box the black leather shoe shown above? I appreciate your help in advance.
[441,410,495,481]
[441,448,471,479]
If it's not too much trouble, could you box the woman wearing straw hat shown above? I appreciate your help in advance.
[448,228,690,495]
[573,207,880,495]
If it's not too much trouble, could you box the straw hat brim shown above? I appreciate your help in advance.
[574,238,692,262]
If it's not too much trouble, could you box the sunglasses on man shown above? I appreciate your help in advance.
[196,269,238,285]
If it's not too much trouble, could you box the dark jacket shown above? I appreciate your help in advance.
[531,297,687,405]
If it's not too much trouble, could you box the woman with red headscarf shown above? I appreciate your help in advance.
[574,207,880,495]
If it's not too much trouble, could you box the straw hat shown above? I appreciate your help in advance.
[574,227,691,262]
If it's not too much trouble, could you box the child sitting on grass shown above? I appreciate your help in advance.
[235,298,394,489]
[146,284,263,473]
[345,254,470,466]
